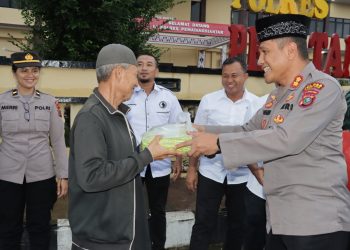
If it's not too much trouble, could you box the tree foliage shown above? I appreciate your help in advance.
[12,0,181,61]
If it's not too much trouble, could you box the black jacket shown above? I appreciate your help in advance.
[68,89,152,250]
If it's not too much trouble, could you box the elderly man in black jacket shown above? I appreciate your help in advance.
[68,44,178,250]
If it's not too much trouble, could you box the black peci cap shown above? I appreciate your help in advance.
[10,51,42,68]
[255,14,311,43]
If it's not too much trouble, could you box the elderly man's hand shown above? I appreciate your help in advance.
[176,131,219,158]
[147,135,181,160]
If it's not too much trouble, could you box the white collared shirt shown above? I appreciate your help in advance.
[245,94,268,199]
[124,84,183,177]
[195,89,264,185]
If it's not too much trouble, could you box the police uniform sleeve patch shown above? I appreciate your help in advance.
[55,100,62,117]
[298,82,324,108]
[299,95,316,108]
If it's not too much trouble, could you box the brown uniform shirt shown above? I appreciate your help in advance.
[207,62,350,235]
[0,89,68,184]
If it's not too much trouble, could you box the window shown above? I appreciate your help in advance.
[231,10,240,25]
[324,17,350,38]
[0,0,21,8]
[231,10,266,26]
[191,0,206,22]
[310,18,324,34]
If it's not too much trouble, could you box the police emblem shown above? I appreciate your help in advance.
[299,95,315,108]
[159,101,167,109]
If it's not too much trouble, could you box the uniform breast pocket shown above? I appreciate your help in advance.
[35,111,50,131]
[156,110,170,123]
[1,112,19,132]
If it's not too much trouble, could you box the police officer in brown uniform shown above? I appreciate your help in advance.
[0,52,68,250]
[177,14,350,250]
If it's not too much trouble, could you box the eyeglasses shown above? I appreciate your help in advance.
[23,102,30,122]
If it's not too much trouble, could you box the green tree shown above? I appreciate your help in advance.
[11,0,181,61]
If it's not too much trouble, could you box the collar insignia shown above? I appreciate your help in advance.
[285,93,295,102]
[290,75,303,89]
[265,101,273,109]
[12,89,18,96]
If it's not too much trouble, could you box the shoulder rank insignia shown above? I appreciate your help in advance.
[35,90,41,97]
[290,75,303,89]
[273,114,284,124]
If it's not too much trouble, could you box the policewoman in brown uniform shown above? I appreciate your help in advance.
[178,14,350,250]
[0,52,68,250]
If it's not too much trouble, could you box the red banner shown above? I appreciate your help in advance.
[149,19,230,37]
[343,131,350,190]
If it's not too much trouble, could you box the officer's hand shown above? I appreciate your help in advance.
[248,164,264,186]
[147,135,181,161]
[253,168,264,186]
[192,124,205,132]
[57,179,68,199]
[186,166,198,192]
[176,132,219,158]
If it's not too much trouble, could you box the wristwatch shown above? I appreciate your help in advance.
[205,137,221,159]
[216,137,221,154]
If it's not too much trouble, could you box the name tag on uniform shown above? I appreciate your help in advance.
[1,105,18,110]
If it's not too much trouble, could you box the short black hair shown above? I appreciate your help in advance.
[222,57,247,72]
[276,37,309,60]
[12,65,17,73]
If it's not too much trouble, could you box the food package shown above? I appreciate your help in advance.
[140,112,195,153]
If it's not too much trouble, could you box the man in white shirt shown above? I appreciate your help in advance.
[186,57,265,250]
[124,54,183,250]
